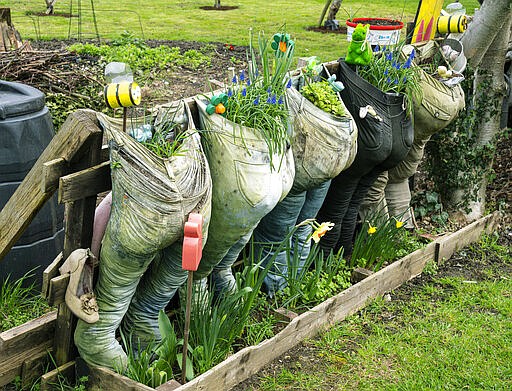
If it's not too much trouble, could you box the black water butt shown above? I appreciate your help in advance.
[0,80,64,288]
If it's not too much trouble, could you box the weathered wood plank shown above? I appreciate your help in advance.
[41,158,68,194]
[47,274,69,307]
[0,311,57,354]
[88,366,154,391]
[0,110,101,260]
[0,344,53,387]
[435,211,501,262]
[58,161,111,204]
[21,350,51,389]
[42,252,64,299]
[40,361,75,391]
[0,312,57,387]
[53,112,104,367]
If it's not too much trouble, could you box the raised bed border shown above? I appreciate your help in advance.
[84,211,502,391]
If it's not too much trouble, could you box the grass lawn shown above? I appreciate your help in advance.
[4,0,480,63]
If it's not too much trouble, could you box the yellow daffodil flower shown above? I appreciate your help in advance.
[311,222,334,243]
[367,224,377,235]
[395,219,404,229]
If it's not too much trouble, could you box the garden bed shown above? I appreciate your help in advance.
[82,212,501,391]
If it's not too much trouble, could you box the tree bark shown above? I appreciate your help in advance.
[45,0,57,15]
[326,0,343,22]
[444,0,512,220]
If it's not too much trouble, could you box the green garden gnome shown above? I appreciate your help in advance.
[346,23,372,66]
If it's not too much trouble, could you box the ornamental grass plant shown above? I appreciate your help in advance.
[205,29,295,163]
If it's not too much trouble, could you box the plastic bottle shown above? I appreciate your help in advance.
[129,124,153,142]
[104,62,134,83]
[446,1,466,15]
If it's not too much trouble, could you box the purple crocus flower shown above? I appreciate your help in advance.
[240,70,245,81]
[254,96,260,105]
[385,52,393,61]
[247,79,251,86]
[286,79,292,88]
[267,87,272,94]
[227,89,233,97]
[232,75,237,83]
[270,94,276,104]
[278,96,284,104]
[373,44,380,52]
[384,68,389,76]
[242,87,247,97]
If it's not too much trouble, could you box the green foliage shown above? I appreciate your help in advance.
[426,68,501,211]
[214,29,294,167]
[412,190,449,226]
[68,34,211,76]
[357,42,422,116]
[271,243,352,311]
[0,272,52,332]
[187,285,255,374]
[351,212,421,272]
[136,106,193,158]
[45,86,106,131]
[301,81,346,116]
[243,304,278,346]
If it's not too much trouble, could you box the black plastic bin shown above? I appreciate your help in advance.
[0,80,64,288]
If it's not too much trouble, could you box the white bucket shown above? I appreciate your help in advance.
[346,18,404,46]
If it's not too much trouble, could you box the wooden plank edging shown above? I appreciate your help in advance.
[0,311,57,386]
[84,211,503,390]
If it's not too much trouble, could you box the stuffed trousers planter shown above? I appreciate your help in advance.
[193,98,294,297]
[74,102,212,370]
[360,45,465,227]
[253,81,358,295]
[316,59,414,256]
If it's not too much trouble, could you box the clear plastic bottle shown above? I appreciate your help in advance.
[104,62,134,83]
[446,1,466,15]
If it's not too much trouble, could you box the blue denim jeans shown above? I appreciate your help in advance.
[249,180,331,296]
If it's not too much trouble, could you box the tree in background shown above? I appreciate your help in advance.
[318,0,344,29]
[427,0,511,221]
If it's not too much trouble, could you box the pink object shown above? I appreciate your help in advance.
[182,213,203,271]
[91,192,112,258]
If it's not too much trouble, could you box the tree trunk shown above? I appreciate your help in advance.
[326,0,343,22]
[0,8,23,51]
[214,0,221,9]
[45,0,57,15]
[443,0,512,221]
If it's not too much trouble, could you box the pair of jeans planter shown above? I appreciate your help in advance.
[193,98,295,298]
[317,60,414,256]
[359,42,465,227]
[251,76,358,296]
[74,102,212,370]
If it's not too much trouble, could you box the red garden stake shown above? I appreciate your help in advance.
[181,212,203,384]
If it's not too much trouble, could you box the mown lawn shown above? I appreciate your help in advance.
[4,0,480,62]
